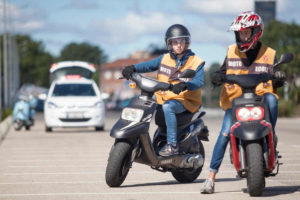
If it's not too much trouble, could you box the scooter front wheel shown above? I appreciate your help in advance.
[246,142,265,196]
[105,140,132,187]
[14,120,23,131]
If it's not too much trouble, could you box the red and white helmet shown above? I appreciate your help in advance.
[229,11,264,52]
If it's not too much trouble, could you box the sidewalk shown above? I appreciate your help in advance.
[0,115,12,142]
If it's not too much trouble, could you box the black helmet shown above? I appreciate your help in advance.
[165,24,191,52]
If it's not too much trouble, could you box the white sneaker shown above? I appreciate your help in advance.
[200,178,215,194]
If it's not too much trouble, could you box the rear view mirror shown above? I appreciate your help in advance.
[179,69,196,79]
[277,53,294,65]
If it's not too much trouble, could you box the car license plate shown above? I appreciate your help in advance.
[67,112,83,119]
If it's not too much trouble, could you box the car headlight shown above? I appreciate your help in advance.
[121,108,144,122]
[47,102,57,109]
[94,101,103,108]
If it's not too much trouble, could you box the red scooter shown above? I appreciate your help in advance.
[227,53,293,196]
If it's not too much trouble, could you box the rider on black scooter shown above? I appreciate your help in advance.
[122,24,205,156]
[201,11,286,194]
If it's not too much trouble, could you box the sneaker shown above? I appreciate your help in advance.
[200,178,215,194]
[158,143,178,156]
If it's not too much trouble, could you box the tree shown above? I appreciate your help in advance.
[58,42,107,83]
[16,35,54,87]
[261,20,300,104]
[203,63,222,107]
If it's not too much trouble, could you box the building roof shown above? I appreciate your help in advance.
[101,56,158,70]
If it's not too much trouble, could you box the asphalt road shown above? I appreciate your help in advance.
[0,110,299,200]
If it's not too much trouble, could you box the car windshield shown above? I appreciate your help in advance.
[52,84,96,96]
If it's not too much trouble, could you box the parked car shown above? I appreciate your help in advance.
[44,75,105,132]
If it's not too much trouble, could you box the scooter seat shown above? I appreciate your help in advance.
[155,105,194,132]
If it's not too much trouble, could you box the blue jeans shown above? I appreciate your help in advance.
[162,100,186,145]
[209,93,278,173]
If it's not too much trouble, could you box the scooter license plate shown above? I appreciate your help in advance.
[67,112,84,119]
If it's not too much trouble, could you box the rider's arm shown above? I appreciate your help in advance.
[133,55,163,73]
[185,63,205,91]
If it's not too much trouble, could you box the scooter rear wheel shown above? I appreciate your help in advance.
[105,140,132,187]
[171,141,205,183]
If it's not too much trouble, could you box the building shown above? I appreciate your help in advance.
[255,0,276,27]
[99,51,158,96]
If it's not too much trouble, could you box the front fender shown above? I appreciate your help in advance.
[110,119,149,139]
[232,121,271,140]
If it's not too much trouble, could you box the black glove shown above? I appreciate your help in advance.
[172,82,187,94]
[273,71,286,88]
[274,71,286,80]
[210,72,225,86]
[122,65,135,80]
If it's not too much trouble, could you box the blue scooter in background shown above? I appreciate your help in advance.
[13,95,37,131]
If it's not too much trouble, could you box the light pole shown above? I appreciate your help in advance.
[2,0,9,109]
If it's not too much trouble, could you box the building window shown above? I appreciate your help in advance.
[114,70,121,79]
[104,70,112,80]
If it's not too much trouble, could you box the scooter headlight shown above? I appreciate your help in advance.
[121,108,144,122]
[250,107,264,120]
[236,106,264,121]
[237,108,250,121]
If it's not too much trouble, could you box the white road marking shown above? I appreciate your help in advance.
[0,191,241,197]
[8,165,106,168]
[3,170,300,176]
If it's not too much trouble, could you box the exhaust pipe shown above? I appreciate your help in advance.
[179,154,204,168]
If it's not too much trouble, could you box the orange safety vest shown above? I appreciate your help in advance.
[220,44,278,110]
[155,53,205,113]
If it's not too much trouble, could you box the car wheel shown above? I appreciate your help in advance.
[45,126,52,132]
[95,125,104,131]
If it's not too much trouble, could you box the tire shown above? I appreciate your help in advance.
[14,120,23,131]
[45,127,52,132]
[95,126,104,131]
[171,140,205,183]
[246,142,265,196]
[105,140,132,187]
[25,125,30,130]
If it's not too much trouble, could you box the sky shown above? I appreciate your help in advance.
[2,0,300,66]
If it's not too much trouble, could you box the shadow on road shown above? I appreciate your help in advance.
[241,185,300,196]
[120,178,241,188]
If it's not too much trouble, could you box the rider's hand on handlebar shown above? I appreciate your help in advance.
[274,71,286,80]
[210,72,225,86]
[172,82,187,94]
[122,65,136,80]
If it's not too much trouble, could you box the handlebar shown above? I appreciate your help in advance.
[224,73,274,90]
[121,73,172,93]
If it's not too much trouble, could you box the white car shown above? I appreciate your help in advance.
[44,76,105,132]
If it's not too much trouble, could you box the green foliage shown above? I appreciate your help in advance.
[1,108,12,121]
[57,42,107,84]
[203,63,222,107]
[278,99,296,117]
[58,42,107,65]
[16,35,54,87]
[261,20,300,107]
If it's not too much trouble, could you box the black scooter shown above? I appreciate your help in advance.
[105,69,209,187]
[227,53,293,196]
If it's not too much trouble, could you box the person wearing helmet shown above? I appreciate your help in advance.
[200,11,286,194]
[122,24,205,156]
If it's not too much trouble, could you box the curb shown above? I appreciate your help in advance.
[0,115,12,142]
